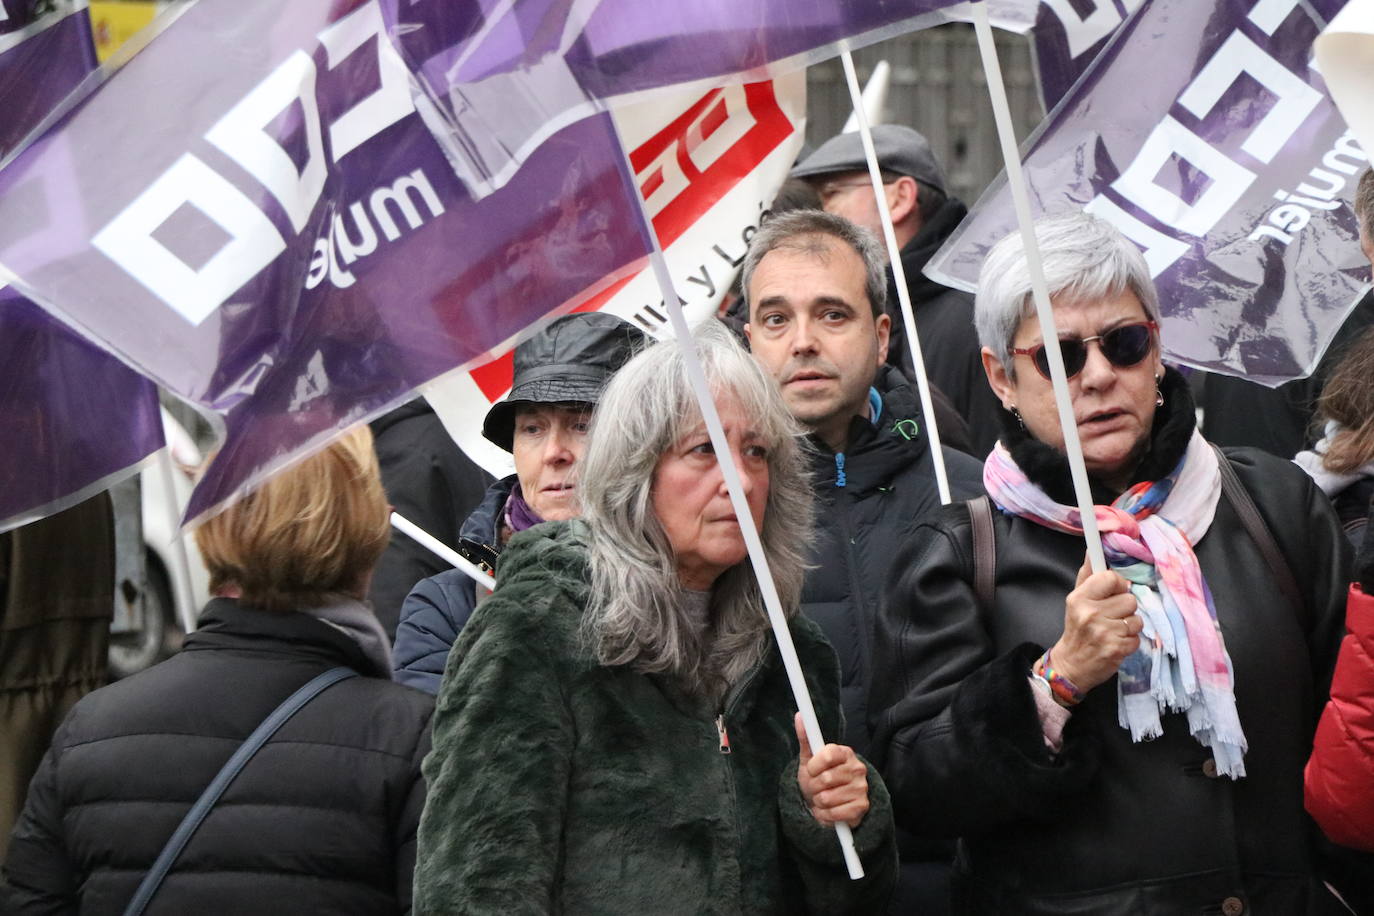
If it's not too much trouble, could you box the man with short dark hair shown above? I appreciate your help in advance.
[792,124,1002,455]
[743,209,982,916]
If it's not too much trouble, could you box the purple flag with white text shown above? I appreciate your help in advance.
[1030,0,1146,111]
[0,0,975,524]
[0,0,651,523]
[380,0,968,198]
[0,0,162,532]
[927,0,1369,385]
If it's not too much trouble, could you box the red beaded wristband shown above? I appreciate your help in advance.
[1037,648,1084,707]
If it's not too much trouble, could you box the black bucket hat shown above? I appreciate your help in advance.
[482,312,650,451]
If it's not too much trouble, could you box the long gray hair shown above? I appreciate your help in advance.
[577,320,813,700]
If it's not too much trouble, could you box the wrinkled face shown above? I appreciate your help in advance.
[745,237,889,450]
[651,394,771,592]
[984,290,1164,490]
[511,404,591,522]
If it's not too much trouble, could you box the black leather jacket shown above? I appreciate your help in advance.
[868,374,1350,915]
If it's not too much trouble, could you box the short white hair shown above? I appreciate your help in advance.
[975,212,1162,377]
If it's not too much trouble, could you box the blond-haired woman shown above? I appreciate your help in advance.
[3,427,433,915]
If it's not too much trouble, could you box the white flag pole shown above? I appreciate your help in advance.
[155,447,199,634]
[610,119,865,880]
[839,47,952,505]
[969,1,1106,571]
[390,511,496,591]
[841,59,890,134]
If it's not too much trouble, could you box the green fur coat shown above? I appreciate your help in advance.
[414,520,896,914]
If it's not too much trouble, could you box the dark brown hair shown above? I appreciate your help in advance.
[1319,325,1374,474]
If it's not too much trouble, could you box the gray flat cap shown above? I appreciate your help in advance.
[790,124,946,197]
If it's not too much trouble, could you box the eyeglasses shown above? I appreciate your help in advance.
[1010,321,1157,381]
[815,178,892,201]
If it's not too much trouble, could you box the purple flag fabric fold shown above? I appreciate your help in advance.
[0,1,97,162]
[0,0,163,532]
[380,0,968,197]
[0,0,651,523]
[1028,0,1146,112]
[927,0,1369,385]
[0,287,163,530]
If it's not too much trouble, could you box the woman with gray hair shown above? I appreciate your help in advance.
[414,320,896,913]
[868,212,1350,913]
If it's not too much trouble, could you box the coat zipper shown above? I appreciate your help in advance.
[713,653,767,756]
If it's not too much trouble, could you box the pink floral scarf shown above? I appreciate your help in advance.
[984,430,1248,778]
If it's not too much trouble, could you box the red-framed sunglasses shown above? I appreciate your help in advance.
[1011,320,1158,381]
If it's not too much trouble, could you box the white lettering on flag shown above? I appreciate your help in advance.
[91,154,286,326]
[1112,115,1256,237]
[1178,31,1320,165]
[318,2,415,161]
[1041,0,1124,58]
[1247,0,1302,36]
[205,50,327,234]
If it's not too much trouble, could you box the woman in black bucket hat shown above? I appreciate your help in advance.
[392,313,649,694]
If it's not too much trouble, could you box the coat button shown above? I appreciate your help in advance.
[1221,896,1245,916]
[1202,758,1219,778]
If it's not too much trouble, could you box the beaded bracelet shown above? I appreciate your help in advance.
[1036,648,1085,707]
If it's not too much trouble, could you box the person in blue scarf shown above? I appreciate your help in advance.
[391,313,649,693]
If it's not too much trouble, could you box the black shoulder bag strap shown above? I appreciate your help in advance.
[122,666,358,916]
[968,495,996,611]
[1211,444,1303,614]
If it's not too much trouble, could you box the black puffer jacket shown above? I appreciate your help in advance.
[883,197,1003,458]
[2,600,433,915]
[802,365,983,760]
[868,373,1351,915]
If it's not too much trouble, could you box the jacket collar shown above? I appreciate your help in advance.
[183,597,376,673]
[997,366,1196,504]
[809,365,932,493]
[890,195,969,304]
[461,474,517,547]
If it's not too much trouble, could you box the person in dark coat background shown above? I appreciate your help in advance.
[0,494,113,867]
[391,313,648,693]
[368,396,493,638]
[2,427,433,915]
[741,209,982,915]
[792,124,1003,457]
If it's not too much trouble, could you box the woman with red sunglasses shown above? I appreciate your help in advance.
[868,212,1352,914]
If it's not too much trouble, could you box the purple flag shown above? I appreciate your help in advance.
[0,0,162,532]
[927,0,1369,385]
[0,0,97,162]
[1029,0,1146,111]
[380,0,969,197]
[0,287,162,529]
[0,0,650,523]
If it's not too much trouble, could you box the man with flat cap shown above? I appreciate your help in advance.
[391,312,649,694]
[793,124,1001,455]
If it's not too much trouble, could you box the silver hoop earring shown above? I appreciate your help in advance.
[1155,378,1164,408]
